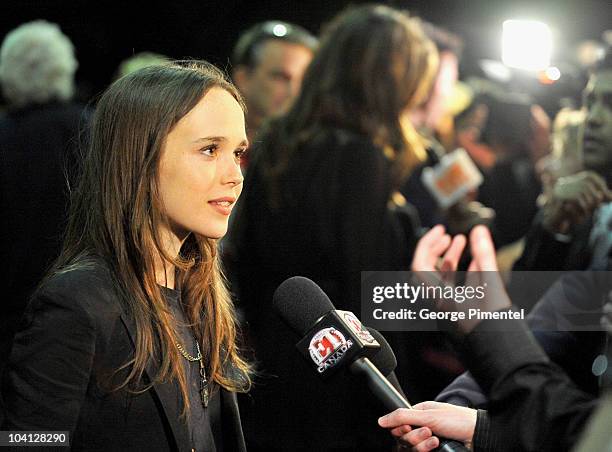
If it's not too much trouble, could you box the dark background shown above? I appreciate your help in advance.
[1,0,610,102]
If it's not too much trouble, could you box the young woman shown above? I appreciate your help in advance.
[227,5,438,451]
[2,61,251,451]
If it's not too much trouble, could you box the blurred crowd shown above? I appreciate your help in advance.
[1,6,611,451]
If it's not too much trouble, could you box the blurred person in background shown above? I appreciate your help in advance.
[410,22,462,150]
[400,23,494,239]
[379,225,610,452]
[514,47,612,271]
[114,51,169,79]
[538,107,585,195]
[231,20,317,147]
[476,94,552,248]
[399,21,463,229]
[378,50,612,448]
[0,20,90,374]
[398,21,495,400]
[228,5,438,450]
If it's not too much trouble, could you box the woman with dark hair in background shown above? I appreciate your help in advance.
[228,5,438,450]
[2,61,251,451]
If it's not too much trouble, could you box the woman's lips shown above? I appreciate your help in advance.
[208,198,235,215]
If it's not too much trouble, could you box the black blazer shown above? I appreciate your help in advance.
[1,258,246,452]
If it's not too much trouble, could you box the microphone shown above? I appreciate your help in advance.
[421,148,483,208]
[363,327,397,377]
[273,276,380,378]
[359,327,414,411]
[273,276,468,452]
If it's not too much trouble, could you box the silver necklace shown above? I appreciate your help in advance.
[176,339,209,408]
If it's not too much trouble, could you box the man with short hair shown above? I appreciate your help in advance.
[231,21,317,144]
[514,48,612,271]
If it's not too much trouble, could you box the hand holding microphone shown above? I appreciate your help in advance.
[378,402,477,452]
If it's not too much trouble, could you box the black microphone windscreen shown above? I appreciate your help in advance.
[366,328,397,377]
[273,276,335,335]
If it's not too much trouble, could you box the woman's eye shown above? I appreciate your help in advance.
[200,145,217,157]
[234,148,248,160]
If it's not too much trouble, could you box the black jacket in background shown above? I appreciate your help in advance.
[0,102,90,371]
[437,271,610,451]
[459,317,598,452]
[227,128,436,451]
[478,155,542,248]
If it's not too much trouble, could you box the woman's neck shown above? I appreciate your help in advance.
[155,224,189,290]
[155,262,176,289]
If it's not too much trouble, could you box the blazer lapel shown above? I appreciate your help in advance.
[119,312,191,452]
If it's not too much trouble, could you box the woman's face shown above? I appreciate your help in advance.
[158,87,247,242]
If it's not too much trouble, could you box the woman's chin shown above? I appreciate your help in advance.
[195,225,229,240]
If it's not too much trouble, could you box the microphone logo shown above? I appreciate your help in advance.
[341,312,377,344]
[308,328,353,372]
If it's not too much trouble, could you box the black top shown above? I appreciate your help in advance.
[162,286,221,452]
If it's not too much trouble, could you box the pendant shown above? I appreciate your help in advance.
[199,359,209,408]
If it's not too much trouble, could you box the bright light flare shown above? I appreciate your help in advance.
[502,20,552,71]
[545,66,561,81]
[272,24,288,37]
[538,66,561,85]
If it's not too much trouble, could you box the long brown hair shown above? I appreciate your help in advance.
[259,4,437,204]
[53,61,251,415]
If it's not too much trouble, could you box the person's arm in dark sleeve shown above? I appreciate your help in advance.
[1,287,97,434]
[460,317,597,452]
[435,370,488,408]
[439,271,603,407]
[434,371,500,451]
[439,271,605,450]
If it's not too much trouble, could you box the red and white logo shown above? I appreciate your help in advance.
[308,328,347,366]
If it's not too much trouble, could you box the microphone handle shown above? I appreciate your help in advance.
[349,357,468,452]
